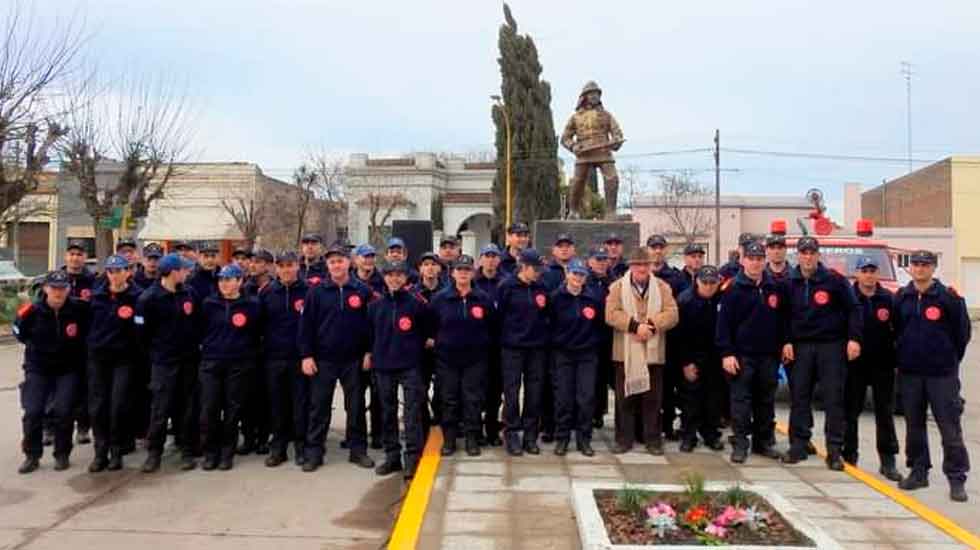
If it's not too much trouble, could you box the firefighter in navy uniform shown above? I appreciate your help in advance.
[237,249,274,456]
[719,233,757,281]
[86,256,143,472]
[197,264,263,471]
[298,234,327,285]
[350,243,385,450]
[133,243,163,289]
[781,237,863,471]
[242,249,274,297]
[296,245,375,472]
[130,243,162,451]
[843,256,902,481]
[384,237,420,286]
[136,253,201,473]
[675,265,725,453]
[715,244,789,463]
[352,244,385,294]
[548,259,603,456]
[258,251,308,467]
[474,244,505,446]
[764,234,791,281]
[540,233,576,443]
[432,255,496,456]
[367,260,430,478]
[604,233,628,280]
[894,250,971,502]
[497,248,551,456]
[13,271,89,474]
[437,235,462,282]
[586,247,614,429]
[679,243,706,289]
[187,242,220,301]
[648,234,688,442]
[500,222,530,275]
[415,251,446,433]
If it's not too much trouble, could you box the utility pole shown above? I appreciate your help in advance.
[713,129,721,265]
[901,61,913,173]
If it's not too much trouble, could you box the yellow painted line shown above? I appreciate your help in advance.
[774,422,980,549]
[388,426,444,550]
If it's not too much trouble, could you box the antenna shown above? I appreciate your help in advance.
[900,61,913,173]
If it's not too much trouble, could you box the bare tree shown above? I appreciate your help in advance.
[59,70,196,258]
[0,3,85,224]
[651,173,715,245]
[222,196,264,250]
[292,150,346,244]
[365,192,411,247]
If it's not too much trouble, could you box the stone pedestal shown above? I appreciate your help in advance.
[533,219,641,254]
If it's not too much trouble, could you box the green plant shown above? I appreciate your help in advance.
[615,485,652,515]
[681,472,707,506]
[722,483,750,508]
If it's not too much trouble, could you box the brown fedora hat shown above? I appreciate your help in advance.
[627,247,653,265]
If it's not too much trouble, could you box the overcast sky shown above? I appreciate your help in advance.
[29,0,980,215]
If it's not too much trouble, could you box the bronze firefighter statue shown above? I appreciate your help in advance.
[561,80,625,219]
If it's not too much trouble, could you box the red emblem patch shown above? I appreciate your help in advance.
[813,290,830,306]
[582,306,596,320]
[876,307,890,322]
[767,294,779,309]
[925,305,942,321]
[117,305,134,320]
[347,294,362,309]
[65,323,78,338]
[308,276,321,286]
[534,294,546,308]
[293,299,304,313]
[16,302,33,319]
[398,315,413,332]
[232,312,247,328]
[470,305,484,319]
[80,288,92,301]
[183,301,193,315]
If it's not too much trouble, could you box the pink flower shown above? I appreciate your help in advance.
[714,505,745,527]
[646,502,676,519]
[705,523,727,538]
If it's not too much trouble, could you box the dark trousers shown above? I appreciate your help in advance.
[129,359,152,441]
[21,370,79,458]
[729,355,779,451]
[501,347,546,443]
[594,340,613,423]
[292,368,311,457]
[358,369,382,444]
[199,359,253,459]
[420,350,442,430]
[901,373,970,483]
[74,367,91,433]
[613,363,664,448]
[305,359,366,461]
[483,350,503,439]
[240,363,268,447]
[679,357,723,444]
[662,362,681,435]
[788,341,846,454]
[552,348,597,442]
[376,368,424,470]
[541,351,555,436]
[265,358,298,457]
[147,360,199,458]
[843,361,899,462]
[87,356,133,457]
[438,354,487,437]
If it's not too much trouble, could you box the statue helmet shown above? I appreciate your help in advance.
[580,80,602,97]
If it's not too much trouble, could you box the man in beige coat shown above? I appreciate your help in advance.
[605,247,679,455]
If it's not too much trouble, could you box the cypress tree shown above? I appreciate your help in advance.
[492,3,560,231]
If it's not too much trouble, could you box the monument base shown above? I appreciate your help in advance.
[533,219,641,254]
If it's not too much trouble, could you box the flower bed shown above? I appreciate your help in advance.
[572,479,844,549]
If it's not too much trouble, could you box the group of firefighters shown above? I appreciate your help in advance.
[11,223,972,501]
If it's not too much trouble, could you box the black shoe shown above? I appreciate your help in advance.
[265,454,286,467]
[441,439,456,456]
[950,482,968,502]
[370,439,383,450]
[646,441,664,456]
[465,434,481,457]
[805,441,818,456]
[294,446,306,466]
[523,441,541,455]
[255,443,269,455]
[18,457,40,474]
[107,453,123,471]
[554,440,569,456]
[610,444,632,454]
[541,432,554,444]
[843,453,858,466]
[826,453,845,471]
[302,458,322,472]
[705,439,725,452]
[899,472,929,491]
[781,450,807,464]
[180,456,197,471]
[218,457,233,471]
[51,455,69,471]
[349,454,375,469]
[42,430,54,446]
[731,448,748,464]
[89,456,108,473]
[577,440,595,457]
[202,457,219,470]
[141,454,161,473]
[592,418,604,429]
[376,461,403,476]
[752,446,783,460]
[679,439,696,453]
[879,455,903,482]
[236,441,255,456]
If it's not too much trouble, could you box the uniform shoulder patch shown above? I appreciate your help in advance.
[16,302,33,319]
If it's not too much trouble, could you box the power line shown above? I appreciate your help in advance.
[720,147,961,165]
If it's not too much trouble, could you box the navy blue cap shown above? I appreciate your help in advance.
[738,232,757,247]
[104,255,129,270]
[589,246,610,260]
[276,250,299,263]
[696,265,720,282]
[116,238,137,251]
[479,243,501,257]
[567,259,589,276]
[44,270,71,288]
[66,238,87,252]
[744,242,766,258]
[143,243,163,258]
[173,241,192,251]
[324,244,349,259]
[796,236,820,253]
[518,248,543,266]
[856,256,878,270]
[452,255,475,270]
[440,235,460,246]
[354,244,377,257]
[646,234,668,247]
[418,251,440,265]
[604,232,624,244]
[218,264,244,279]
[158,253,191,275]
[683,243,705,255]
[554,233,575,246]
[387,237,406,250]
[253,249,274,263]
[199,241,219,253]
[766,234,787,247]
[301,233,323,244]
[381,260,409,275]
[910,250,937,265]
[507,222,529,234]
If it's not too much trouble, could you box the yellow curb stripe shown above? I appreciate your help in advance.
[388,426,444,550]
[774,422,980,549]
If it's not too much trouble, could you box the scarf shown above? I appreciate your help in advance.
[620,275,661,397]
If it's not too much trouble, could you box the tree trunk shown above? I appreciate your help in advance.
[94,224,115,260]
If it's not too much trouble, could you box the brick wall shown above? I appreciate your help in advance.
[861,160,952,227]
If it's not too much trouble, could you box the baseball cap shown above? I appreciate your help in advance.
[276,250,299,264]
[173,241,192,251]
[440,235,460,247]
[856,256,878,270]
[507,222,529,234]
[253,249,274,263]
[66,238,87,252]
[300,233,323,244]
[589,246,610,260]
[232,248,250,258]
[744,242,766,258]
[380,260,409,275]
[418,251,440,265]
[143,243,163,258]
[452,255,475,270]
[199,241,219,253]
[518,248,544,267]
[567,259,589,276]
[646,234,667,247]
[554,233,575,246]
[44,270,71,288]
[683,243,705,255]
[766,234,787,247]
[910,250,937,265]
[104,255,129,270]
[159,253,192,275]
[603,232,624,244]
[479,243,501,257]
[324,244,349,259]
[386,237,406,250]
[116,238,137,251]
[738,233,757,248]
[354,244,377,257]
[218,264,244,279]
[796,236,820,253]
[696,265,721,283]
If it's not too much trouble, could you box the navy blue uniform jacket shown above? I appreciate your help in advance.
[14,298,90,374]
[297,277,372,363]
[259,279,308,360]
[893,280,971,377]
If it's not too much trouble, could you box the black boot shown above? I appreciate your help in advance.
[265,453,287,467]
[505,434,523,457]
[679,439,696,453]
[646,440,664,456]
[879,454,902,482]
[375,460,403,476]
[294,443,306,466]
[465,434,481,457]
[950,481,968,502]
[89,455,108,473]
[554,440,569,456]
[826,452,845,471]
[731,447,748,464]
[107,449,123,471]
[349,453,375,469]
[53,455,70,471]
[523,439,541,455]
[141,453,161,473]
[180,455,197,471]
[18,456,40,474]
[577,439,595,457]
[899,470,929,490]
[441,435,457,457]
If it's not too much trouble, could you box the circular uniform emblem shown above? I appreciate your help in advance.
[582,306,596,320]
[767,294,779,309]
[293,299,304,313]
[117,305,134,320]
[347,294,362,309]
[65,322,78,338]
[534,294,547,308]
[925,305,942,321]
[182,301,194,315]
[470,305,484,319]
[308,276,321,286]
[876,307,890,322]
[80,288,92,301]
[398,315,413,332]
[232,312,248,328]
[813,290,830,306]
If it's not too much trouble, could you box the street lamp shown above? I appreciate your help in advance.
[491,95,513,225]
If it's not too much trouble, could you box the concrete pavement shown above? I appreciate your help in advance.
[0,342,403,550]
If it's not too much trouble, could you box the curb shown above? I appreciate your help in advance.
[388,426,444,550]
